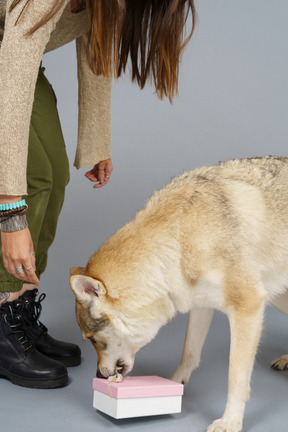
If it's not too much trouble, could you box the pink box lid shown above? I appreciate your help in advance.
[93,376,184,399]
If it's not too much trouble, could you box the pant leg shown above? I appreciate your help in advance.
[0,67,69,292]
[27,66,70,278]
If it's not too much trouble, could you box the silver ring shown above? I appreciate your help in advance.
[15,266,24,274]
[25,266,33,271]
[105,176,110,179]
[30,252,35,257]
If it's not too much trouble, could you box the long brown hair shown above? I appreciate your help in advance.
[10,0,196,102]
[9,0,67,29]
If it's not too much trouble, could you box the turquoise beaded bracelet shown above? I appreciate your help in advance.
[0,199,26,211]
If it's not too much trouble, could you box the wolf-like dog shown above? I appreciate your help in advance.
[70,156,288,432]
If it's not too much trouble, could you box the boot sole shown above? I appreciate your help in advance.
[0,368,69,389]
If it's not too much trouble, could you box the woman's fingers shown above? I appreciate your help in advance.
[85,159,113,188]
[10,258,39,285]
[104,159,113,179]
[96,161,106,184]
[85,168,97,182]
[11,259,38,284]
[30,251,36,269]
[13,263,27,282]
[94,160,113,188]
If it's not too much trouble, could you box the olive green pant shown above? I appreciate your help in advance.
[0,66,70,292]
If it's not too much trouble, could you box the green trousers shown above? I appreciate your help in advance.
[0,66,70,292]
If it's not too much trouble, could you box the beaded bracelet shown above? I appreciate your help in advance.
[0,206,27,221]
[0,205,28,217]
[0,199,26,212]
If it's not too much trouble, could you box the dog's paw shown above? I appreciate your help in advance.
[206,418,242,432]
[271,354,288,371]
[170,366,193,385]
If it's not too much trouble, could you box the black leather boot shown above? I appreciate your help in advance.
[21,289,81,367]
[0,301,68,388]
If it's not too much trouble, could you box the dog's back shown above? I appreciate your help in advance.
[169,156,288,302]
[87,156,288,307]
[144,155,288,219]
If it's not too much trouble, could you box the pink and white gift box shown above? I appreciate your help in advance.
[93,376,184,419]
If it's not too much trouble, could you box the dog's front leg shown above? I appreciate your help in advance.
[270,290,288,371]
[171,308,214,385]
[207,302,265,432]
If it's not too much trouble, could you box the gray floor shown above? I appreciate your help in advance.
[2,1,288,430]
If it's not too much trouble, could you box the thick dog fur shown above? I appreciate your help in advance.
[70,156,288,432]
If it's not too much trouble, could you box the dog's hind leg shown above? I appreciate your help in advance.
[207,300,265,432]
[270,289,288,371]
[170,308,214,385]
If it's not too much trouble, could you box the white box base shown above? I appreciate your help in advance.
[93,390,182,419]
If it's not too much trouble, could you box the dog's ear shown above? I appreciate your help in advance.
[70,275,106,303]
[70,266,86,276]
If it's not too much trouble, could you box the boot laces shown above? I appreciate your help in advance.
[4,304,33,355]
[24,291,47,332]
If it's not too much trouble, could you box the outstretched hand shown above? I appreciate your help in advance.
[85,159,113,188]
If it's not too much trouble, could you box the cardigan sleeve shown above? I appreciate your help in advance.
[0,0,68,195]
[74,33,112,169]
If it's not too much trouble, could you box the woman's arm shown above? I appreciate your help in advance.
[0,0,68,196]
[74,33,112,170]
[0,1,67,283]
[0,195,39,284]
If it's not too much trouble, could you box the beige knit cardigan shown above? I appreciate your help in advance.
[0,0,112,196]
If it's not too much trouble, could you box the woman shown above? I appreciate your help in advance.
[0,0,196,389]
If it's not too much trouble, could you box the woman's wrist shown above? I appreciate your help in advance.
[0,195,23,204]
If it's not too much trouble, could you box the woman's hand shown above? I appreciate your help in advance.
[1,228,40,285]
[85,159,113,188]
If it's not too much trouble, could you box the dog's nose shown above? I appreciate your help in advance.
[96,369,106,379]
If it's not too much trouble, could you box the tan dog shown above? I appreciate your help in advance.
[70,156,288,432]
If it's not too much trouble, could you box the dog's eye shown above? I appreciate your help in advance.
[88,336,96,344]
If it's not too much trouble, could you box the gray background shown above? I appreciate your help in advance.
[2,0,288,431]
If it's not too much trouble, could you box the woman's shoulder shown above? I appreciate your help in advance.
[0,0,68,26]
[0,1,88,53]
[46,3,89,53]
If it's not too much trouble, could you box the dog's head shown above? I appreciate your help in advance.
[70,267,164,378]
